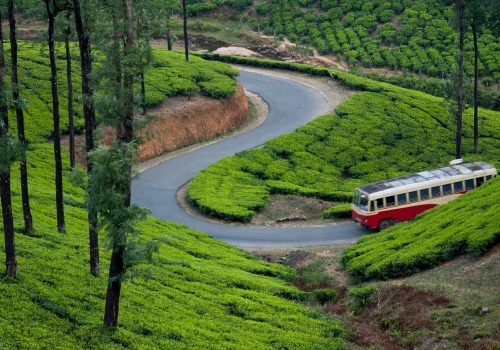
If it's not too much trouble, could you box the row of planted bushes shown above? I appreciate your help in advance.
[189,54,500,223]
[251,0,499,80]
[342,177,500,282]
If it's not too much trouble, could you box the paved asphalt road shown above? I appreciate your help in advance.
[132,70,369,248]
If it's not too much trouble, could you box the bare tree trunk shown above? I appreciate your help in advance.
[472,19,479,153]
[182,0,189,61]
[104,0,134,329]
[166,28,173,50]
[8,0,33,233]
[0,9,17,278]
[65,13,75,169]
[46,0,66,233]
[455,0,465,160]
[74,0,99,276]
[140,71,146,115]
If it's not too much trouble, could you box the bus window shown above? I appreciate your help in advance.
[454,181,463,193]
[465,179,475,190]
[431,186,441,197]
[397,193,407,205]
[376,198,384,209]
[386,196,395,207]
[420,188,430,200]
[370,201,375,212]
[442,183,452,195]
[409,191,418,202]
[486,175,492,181]
[476,177,485,187]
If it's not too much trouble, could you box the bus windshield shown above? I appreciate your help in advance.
[353,190,369,211]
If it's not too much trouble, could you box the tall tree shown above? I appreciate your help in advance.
[102,0,136,329]
[181,0,189,61]
[471,17,479,153]
[65,10,76,169]
[8,0,34,233]
[45,0,66,233]
[454,0,465,159]
[73,0,99,276]
[0,9,17,278]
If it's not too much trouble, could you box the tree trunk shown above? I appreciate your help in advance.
[0,9,17,278]
[182,0,189,61]
[74,0,99,276]
[455,0,465,160]
[140,71,146,115]
[167,28,173,50]
[472,19,479,153]
[8,0,33,233]
[65,14,75,169]
[46,1,66,233]
[103,0,134,329]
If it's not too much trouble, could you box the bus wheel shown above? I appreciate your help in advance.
[378,219,396,231]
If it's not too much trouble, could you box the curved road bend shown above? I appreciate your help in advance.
[132,70,369,248]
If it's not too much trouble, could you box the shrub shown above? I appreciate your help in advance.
[321,203,352,219]
[348,285,377,314]
[312,288,338,305]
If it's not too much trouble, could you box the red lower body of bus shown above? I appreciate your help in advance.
[352,204,437,230]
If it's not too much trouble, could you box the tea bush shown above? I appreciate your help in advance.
[321,203,352,219]
[0,44,344,349]
[342,177,500,282]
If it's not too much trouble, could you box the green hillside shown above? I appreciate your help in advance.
[254,0,500,79]
[187,56,500,222]
[342,176,500,282]
[0,45,344,349]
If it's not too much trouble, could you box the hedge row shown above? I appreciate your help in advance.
[342,177,500,282]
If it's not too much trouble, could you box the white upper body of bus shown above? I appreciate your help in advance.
[352,161,497,213]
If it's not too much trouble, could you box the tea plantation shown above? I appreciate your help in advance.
[0,45,344,349]
[13,42,238,142]
[252,0,499,80]
[342,176,500,282]
[187,57,500,222]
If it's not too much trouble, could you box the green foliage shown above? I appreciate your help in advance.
[0,44,344,348]
[0,134,24,172]
[3,43,237,143]
[255,0,499,79]
[348,285,377,314]
[312,288,338,305]
[189,56,500,222]
[342,177,500,282]
[321,203,352,219]
[295,259,332,291]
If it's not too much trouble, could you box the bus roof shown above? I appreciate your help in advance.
[359,162,496,196]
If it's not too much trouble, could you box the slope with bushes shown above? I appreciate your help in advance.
[341,176,500,282]
[188,56,500,222]
[251,0,499,81]
[0,45,344,349]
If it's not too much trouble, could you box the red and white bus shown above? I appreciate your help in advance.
[352,161,497,230]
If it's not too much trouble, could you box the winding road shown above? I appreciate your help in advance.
[131,69,368,248]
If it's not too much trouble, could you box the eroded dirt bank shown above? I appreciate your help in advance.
[135,83,248,162]
[66,82,249,165]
